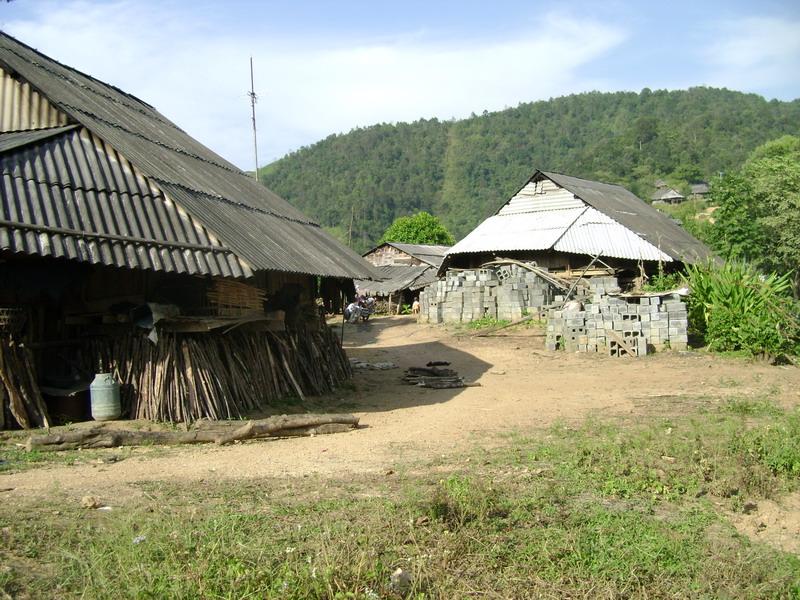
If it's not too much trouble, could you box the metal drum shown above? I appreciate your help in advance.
[89,373,121,421]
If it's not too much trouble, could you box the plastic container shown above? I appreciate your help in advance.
[90,372,121,421]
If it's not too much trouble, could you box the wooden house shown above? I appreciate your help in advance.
[0,33,380,428]
[356,242,450,310]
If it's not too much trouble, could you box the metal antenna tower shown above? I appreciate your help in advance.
[248,57,259,180]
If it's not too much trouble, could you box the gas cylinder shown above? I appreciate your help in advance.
[90,372,121,421]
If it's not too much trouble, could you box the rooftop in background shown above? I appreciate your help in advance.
[651,187,685,202]
[354,264,436,296]
[690,182,710,195]
[0,32,380,281]
[443,170,713,272]
[363,242,451,268]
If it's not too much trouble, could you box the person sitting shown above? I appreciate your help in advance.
[344,300,361,323]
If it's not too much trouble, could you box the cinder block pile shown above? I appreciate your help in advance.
[545,279,689,356]
[418,265,555,324]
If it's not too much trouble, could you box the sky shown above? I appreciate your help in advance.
[1,0,799,171]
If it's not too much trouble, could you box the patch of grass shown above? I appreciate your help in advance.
[2,399,800,598]
[724,396,783,416]
[464,317,510,330]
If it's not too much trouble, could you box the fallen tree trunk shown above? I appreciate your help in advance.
[25,413,360,452]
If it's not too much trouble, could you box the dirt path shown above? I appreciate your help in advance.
[2,316,799,501]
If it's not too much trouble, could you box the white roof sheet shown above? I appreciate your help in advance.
[554,207,671,261]
[448,207,587,255]
[448,206,672,262]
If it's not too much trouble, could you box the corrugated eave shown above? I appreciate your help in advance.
[0,31,381,281]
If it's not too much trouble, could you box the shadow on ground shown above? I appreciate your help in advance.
[328,315,493,414]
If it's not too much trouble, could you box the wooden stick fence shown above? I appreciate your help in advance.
[78,325,352,424]
[0,335,50,429]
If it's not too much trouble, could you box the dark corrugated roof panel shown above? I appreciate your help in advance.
[542,171,714,264]
[354,265,431,296]
[0,33,380,280]
[0,126,250,278]
[0,124,78,153]
[385,242,450,267]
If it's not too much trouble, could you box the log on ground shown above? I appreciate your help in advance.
[25,413,360,452]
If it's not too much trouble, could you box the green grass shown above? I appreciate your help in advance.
[2,398,800,598]
[464,316,511,330]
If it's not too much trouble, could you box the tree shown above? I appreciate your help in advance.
[379,211,455,245]
[709,135,800,293]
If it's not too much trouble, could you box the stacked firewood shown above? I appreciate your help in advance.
[80,325,352,424]
[0,335,50,429]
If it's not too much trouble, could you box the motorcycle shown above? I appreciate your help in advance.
[359,297,375,322]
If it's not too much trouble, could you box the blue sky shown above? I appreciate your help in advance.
[2,1,799,170]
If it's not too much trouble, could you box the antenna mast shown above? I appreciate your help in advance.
[248,57,259,181]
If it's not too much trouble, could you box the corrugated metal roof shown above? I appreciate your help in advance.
[0,124,78,153]
[0,125,251,277]
[382,242,450,267]
[444,171,713,272]
[500,178,583,215]
[355,264,432,296]
[0,32,380,280]
[543,172,712,263]
[1,66,69,131]
[447,207,588,256]
[553,207,671,261]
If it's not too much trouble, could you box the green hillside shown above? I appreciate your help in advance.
[261,88,800,251]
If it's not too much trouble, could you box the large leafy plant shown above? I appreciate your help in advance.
[685,261,799,357]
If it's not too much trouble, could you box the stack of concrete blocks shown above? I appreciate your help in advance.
[545,278,689,356]
[418,264,555,324]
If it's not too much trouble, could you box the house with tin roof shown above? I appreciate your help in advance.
[440,170,713,277]
[355,242,450,310]
[0,32,379,428]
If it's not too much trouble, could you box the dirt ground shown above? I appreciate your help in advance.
[2,316,800,549]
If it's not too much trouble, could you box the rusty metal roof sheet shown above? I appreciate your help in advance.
[0,32,380,280]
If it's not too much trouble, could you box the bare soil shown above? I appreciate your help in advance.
[2,316,799,538]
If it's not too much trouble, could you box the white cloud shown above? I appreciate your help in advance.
[702,17,800,94]
[3,2,626,168]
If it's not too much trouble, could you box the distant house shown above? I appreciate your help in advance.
[362,242,450,268]
[440,170,713,278]
[356,242,450,308]
[690,182,710,200]
[651,186,685,204]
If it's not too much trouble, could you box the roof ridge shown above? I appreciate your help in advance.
[542,170,628,190]
[0,123,79,136]
[154,178,319,227]
[0,32,159,113]
[63,104,240,174]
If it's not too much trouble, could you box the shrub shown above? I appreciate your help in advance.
[685,261,799,357]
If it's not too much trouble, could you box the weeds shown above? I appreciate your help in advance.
[465,316,510,330]
[2,398,800,598]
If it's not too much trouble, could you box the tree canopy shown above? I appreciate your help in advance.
[378,212,455,245]
[709,135,800,291]
[262,88,800,252]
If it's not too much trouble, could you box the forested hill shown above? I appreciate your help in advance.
[261,88,800,251]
